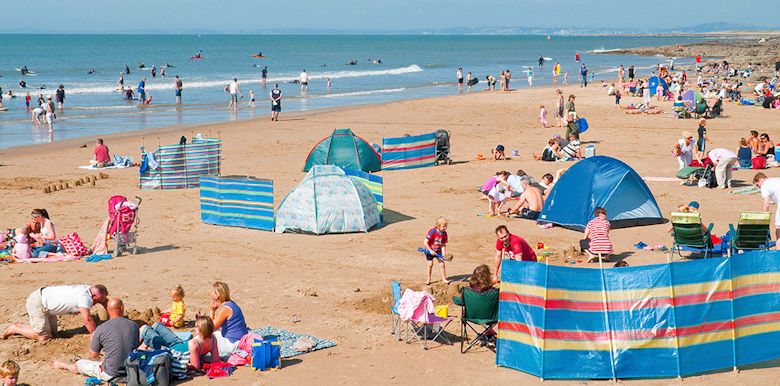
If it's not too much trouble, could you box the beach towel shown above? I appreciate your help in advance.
[85,253,113,263]
[14,253,81,263]
[91,217,110,255]
[78,164,127,170]
[249,326,337,358]
[731,186,761,195]
[226,332,263,366]
[676,166,704,179]
[642,177,681,182]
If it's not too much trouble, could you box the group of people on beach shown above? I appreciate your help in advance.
[2,280,250,382]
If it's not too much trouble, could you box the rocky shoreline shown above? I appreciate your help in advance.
[602,36,780,79]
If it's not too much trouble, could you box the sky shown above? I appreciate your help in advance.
[2,0,777,32]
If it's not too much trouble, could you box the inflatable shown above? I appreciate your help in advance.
[577,117,589,133]
[467,78,479,86]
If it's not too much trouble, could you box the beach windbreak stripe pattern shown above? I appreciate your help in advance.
[343,167,383,224]
[200,175,274,231]
[381,132,436,170]
[140,138,222,189]
[497,250,780,379]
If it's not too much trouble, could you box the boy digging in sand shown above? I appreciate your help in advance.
[422,217,451,285]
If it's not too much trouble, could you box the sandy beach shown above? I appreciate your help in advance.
[1,82,780,385]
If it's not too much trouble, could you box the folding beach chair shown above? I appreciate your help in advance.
[390,281,403,341]
[398,289,452,350]
[453,288,499,353]
[729,212,776,255]
[670,211,717,259]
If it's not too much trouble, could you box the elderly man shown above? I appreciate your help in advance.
[708,148,739,189]
[3,284,108,341]
[53,298,138,381]
[493,225,537,282]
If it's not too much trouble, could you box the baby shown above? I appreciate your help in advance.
[12,227,31,260]
[160,285,185,328]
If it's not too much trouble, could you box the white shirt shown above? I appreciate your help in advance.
[228,81,239,94]
[506,175,525,196]
[41,285,93,315]
[678,138,695,155]
[708,148,737,162]
[299,72,308,83]
[761,178,780,205]
[457,70,462,80]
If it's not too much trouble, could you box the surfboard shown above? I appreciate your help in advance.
[252,55,265,58]
[543,57,553,61]
[15,68,37,75]
[190,56,203,60]
[0,107,8,112]
[467,78,479,86]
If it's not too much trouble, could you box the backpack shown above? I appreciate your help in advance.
[126,350,172,386]
[701,166,718,188]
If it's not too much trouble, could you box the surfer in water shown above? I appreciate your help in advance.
[193,50,202,59]
[139,62,146,69]
[125,64,131,74]
[261,66,268,87]
[87,68,96,74]
[538,56,545,68]
[20,66,29,75]
[256,51,263,57]
[19,80,27,88]
[117,73,125,89]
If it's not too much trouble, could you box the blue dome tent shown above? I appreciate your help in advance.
[539,156,663,231]
[647,76,668,96]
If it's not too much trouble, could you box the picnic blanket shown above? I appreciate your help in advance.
[250,326,337,358]
[14,253,82,263]
[676,166,705,179]
[642,176,680,182]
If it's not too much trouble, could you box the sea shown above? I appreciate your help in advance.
[0,34,705,149]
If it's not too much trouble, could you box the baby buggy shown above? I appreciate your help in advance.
[434,129,452,165]
[108,195,141,256]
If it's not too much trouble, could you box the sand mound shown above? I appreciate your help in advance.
[125,307,161,326]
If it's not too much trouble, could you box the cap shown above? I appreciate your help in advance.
[688,201,700,209]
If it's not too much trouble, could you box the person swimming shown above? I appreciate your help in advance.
[87,68,96,74]
[19,80,26,88]
[138,62,146,69]
[125,64,131,74]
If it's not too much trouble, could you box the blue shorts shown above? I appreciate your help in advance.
[175,89,182,97]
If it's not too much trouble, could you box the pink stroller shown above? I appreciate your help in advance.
[108,195,141,256]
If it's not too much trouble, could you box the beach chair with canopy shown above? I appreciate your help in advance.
[453,287,499,353]
[728,212,776,255]
[670,211,719,259]
[390,281,403,341]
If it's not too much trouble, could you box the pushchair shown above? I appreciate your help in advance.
[108,195,141,256]
[434,129,452,165]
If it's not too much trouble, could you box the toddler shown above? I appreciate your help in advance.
[615,89,622,106]
[160,285,185,328]
[248,90,256,107]
[12,227,31,260]
[422,217,450,285]
[538,105,548,128]
[491,145,506,161]
[0,360,19,386]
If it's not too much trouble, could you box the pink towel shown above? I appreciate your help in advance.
[91,217,110,255]
[398,289,445,323]
[227,332,263,366]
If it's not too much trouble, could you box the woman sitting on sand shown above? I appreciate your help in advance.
[28,209,62,256]
[756,133,775,158]
[209,281,248,359]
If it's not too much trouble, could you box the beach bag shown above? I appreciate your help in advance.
[752,156,767,170]
[703,167,718,188]
[59,232,90,256]
[251,335,282,371]
[126,350,172,386]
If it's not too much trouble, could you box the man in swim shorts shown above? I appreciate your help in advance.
[227,78,241,110]
[508,179,543,220]
[270,84,282,121]
[457,67,463,92]
[299,70,308,92]
[174,76,183,104]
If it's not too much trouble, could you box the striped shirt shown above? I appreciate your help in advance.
[585,217,613,254]
[561,139,580,158]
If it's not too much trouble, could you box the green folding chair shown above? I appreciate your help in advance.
[729,212,775,255]
[670,212,715,259]
[453,287,499,353]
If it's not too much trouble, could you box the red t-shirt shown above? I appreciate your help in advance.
[425,227,448,253]
[94,144,110,163]
[496,234,537,262]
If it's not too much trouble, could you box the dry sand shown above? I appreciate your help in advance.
[1,83,779,385]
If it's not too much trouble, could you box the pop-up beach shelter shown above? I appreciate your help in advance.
[647,76,668,96]
[539,156,663,231]
[304,128,381,172]
[275,165,380,235]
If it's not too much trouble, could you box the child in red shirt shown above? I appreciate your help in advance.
[422,217,449,285]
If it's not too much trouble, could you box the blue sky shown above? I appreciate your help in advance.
[2,0,775,32]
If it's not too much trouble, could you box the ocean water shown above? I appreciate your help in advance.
[0,34,703,149]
